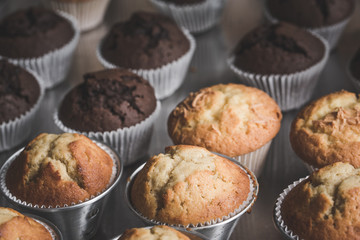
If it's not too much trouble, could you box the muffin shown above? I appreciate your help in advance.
[119,226,190,240]
[5,132,114,206]
[149,0,226,33]
[97,11,196,99]
[0,207,53,239]
[266,0,355,49]
[276,162,360,240]
[290,90,360,171]
[168,83,282,176]
[43,0,110,31]
[0,60,44,151]
[228,22,329,111]
[55,68,160,165]
[130,145,253,226]
[0,7,79,88]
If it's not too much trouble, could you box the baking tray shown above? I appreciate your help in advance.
[0,0,360,239]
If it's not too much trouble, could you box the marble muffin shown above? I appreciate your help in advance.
[290,90,360,168]
[6,133,114,206]
[119,226,190,240]
[131,145,251,225]
[281,162,360,240]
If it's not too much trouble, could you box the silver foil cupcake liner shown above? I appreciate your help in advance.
[0,69,45,152]
[228,32,329,111]
[0,11,80,89]
[26,213,63,240]
[54,101,161,166]
[149,0,226,33]
[97,29,196,99]
[273,176,309,240]
[44,0,110,31]
[264,4,353,50]
[234,140,272,177]
[0,139,123,239]
[125,153,259,240]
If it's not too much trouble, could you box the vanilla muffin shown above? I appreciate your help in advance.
[5,133,114,206]
[280,162,360,240]
[0,207,52,240]
[130,145,251,226]
[119,226,190,240]
[290,90,360,169]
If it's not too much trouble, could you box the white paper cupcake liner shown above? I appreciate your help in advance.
[0,69,45,152]
[149,0,226,33]
[54,101,161,166]
[0,11,80,89]
[228,32,329,111]
[0,139,119,209]
[234,140,272,177]
[44,0,110,31]
[274,176,309,240]
[97,29,196,99]
[264,4,352,50]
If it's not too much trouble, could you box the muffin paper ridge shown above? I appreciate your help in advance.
[0,10,80,88]
[228,31,329,111]
[0,69,45,151]
[97,28,196,99]
[274,176,309,240]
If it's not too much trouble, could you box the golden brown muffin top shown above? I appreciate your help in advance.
[6,133,114,207]
[281,162,360,240]
[131,145,251,226]
[168,84,282,156]
[0,207,52,240]
[290,90,360,168]
[119,226,190,240]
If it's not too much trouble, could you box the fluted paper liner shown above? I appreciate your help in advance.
[97,29,196,99]
[149,0,226,33]
[264,4,352,50]
[0,69,45,152]
[54,101,161,166]
[0,11,80,89]
[274,176,309,240]
[234,140,272,177]
[44,0,110,31]
[125,157,258,230]
[0,140,119,209]
[228,32,329,111]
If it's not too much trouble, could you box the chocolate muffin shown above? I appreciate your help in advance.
[59,68,157,132]
[0,60,40,124]
[267,0,355,28]
[0,7,75,58]
[232,22,325,75]
[350,48,360,80]
[100,11,190,69]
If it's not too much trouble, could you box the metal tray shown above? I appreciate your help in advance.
[1,0,359,239]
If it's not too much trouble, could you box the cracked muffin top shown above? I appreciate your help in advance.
[100,11,190,69]
[232,22,325,74]
[0,60,41,124]
[58,68,156,132]
[0,7,74,58]
[281,162,360,240]
[267,0,354,28]
[6,133,114,206]
[118,226,190,240]
[168,84,282,157]
[131,145,251,225]
[0,207,52,239]
[290,90,360,168]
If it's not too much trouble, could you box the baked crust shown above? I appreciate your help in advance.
[281,162,360,240]
[119,226,190,240]
[290,90,360,168]
[6,133,113,206]
[168,84,282,156]
[131,145,251,225]
[0,207,52,240]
